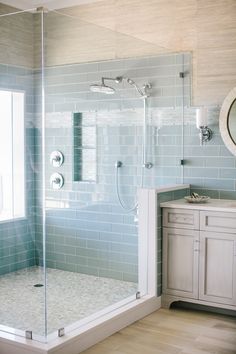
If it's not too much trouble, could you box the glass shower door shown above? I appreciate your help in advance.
[42,9,143,337]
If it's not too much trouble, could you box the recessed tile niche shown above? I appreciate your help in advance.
[73,112,97,182]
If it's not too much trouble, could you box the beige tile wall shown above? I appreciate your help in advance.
[0,4,34,68]
[1,1,236,105]
[45,0,236,106]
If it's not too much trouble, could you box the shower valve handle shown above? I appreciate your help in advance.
[50,151,64,167]
[50,173,64,190]
[115,161,123,168]
[143,162,153,169]
[53,178,61,184]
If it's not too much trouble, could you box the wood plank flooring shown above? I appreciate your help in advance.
[81,308,236,354]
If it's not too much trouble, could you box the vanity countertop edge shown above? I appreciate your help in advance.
[160,198,236,213]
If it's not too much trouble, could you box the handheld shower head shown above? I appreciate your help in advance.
[127,78,135,85]
[126,78,148,97]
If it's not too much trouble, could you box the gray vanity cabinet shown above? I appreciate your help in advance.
[162,206,236,310]
[162,227,199,299]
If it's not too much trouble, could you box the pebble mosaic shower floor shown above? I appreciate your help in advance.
[0,267,137,336]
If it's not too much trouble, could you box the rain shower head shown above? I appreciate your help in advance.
[90,83,115,94]
[90,76,123,95]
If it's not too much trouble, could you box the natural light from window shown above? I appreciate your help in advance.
[0,90,25,222]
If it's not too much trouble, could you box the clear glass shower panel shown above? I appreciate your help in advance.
[145,53,190,188]
[0,6,46,340]
[43,9,156,336]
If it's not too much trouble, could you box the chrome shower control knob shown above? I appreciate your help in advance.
[50,151,64,167]
[115,160,122,168]
[54,178,61,184]
[50,173,64,189]
[143,162,153,169]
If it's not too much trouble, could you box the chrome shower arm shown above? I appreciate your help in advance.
[101,76,123,85]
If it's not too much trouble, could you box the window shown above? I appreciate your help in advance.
[73,112,97,182]
[0,90,25,222]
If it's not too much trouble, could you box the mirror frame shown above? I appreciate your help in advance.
[219,87,236,156]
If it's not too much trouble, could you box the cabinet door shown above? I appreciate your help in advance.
[163,228,199,298]
[199,231,236,305]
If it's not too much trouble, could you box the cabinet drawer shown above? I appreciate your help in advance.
[200,211,236,233]
[163,208,199,230]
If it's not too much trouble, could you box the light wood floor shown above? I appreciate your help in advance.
[81,308,236,354]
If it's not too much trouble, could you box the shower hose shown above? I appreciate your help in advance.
[115,98,148,213]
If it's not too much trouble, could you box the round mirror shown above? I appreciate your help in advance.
[219,87,236,156]
[227,99,236,144]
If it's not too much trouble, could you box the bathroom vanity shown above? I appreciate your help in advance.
[160,199,236,311]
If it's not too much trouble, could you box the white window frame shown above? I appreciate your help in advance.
[0,89,26,223]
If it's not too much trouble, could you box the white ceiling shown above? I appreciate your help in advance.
[1,0,104,10]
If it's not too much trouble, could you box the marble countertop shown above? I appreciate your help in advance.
[160,198,236,213]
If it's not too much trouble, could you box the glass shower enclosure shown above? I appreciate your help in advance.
[0,5,157,342]
[0,2,190,347]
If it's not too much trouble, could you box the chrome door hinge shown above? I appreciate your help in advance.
[58,327,65,337]
[25,330,33,340]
